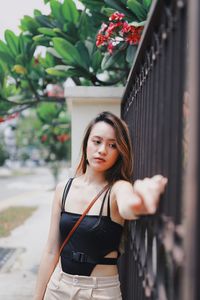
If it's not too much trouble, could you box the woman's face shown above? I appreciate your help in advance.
[86,121,120,173]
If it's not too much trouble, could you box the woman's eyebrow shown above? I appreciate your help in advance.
[92,135,116,141]
[92,135,102,139]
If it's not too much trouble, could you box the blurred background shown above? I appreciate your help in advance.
[1,1,197,300]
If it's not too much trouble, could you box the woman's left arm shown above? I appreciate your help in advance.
[112,175,168,220]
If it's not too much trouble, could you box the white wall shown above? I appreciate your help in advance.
[65,86,124,173]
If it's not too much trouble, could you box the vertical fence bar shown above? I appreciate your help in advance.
[182,0,200,299]
[119,0,187,299]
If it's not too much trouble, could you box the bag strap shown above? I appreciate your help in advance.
[58,183,110,257]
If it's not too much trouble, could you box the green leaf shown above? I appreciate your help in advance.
[46,47,62,59]
[76,41,90,69]
[46,65,74,77]
[33,34,50,44]
[126,44,137,64]
[78,11,90,40]
[35,15,54,28]
[0,51,15,66]
[20,16,40,33]
[38,27,57,36]
[80,0,104,11]
[46,67,69,77]
[53,27,62,34]
[44,0,50,3]
[34,9,42,17]
[101,7,116,17]
[0,40,13,58]
[129,20,146,27]
[37,103,62,121]
[64,68,88,77]
[0,63,5,88]
[47,65,90,79]
[101,51,122,70]
[127,0,147,21]
[4,30,19,56]
[19,35,26,58]
[62,23,79,43]
[50,0,64,23]
[16,54,26,65]
[61,0,79,23]
[91,50,102,72]
[48,65,70,71]
[104,0,134,18]
[19,34,34,60]
[52,37,82,67]
[44,52,55,68]
[144,0,152,10]
[85,40,94,57]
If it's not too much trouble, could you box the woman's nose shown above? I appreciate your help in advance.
[98,143,107,154]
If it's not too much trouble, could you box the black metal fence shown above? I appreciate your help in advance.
[119,0,188,299]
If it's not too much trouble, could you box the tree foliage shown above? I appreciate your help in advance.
[0,135,9,166]
[0,0,152,117]
[16,105,71,163]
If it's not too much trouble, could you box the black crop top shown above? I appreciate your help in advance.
[59,178,123,276]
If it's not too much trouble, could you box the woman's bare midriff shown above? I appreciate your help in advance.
[90,251,119,277]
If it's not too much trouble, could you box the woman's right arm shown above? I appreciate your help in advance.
[33,182,65,300]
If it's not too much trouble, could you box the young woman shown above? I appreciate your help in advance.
[34,111,167,300]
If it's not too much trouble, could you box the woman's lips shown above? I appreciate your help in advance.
[94,157,106,163]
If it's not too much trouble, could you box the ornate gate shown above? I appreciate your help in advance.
[119,1,200,299]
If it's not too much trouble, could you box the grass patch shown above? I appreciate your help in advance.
[0,206,37,237]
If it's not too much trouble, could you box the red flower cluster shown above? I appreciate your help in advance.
[96,12,143,54]
[41,135,48,143]
[56,133,70,143]
[41,133,70,144]
[0,113,19,123]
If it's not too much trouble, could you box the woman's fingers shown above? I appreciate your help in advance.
[133,176,168,215]
[149,176,168,194]
[133,179,157,214]
[133,179,156,213]
[152,175,168,186]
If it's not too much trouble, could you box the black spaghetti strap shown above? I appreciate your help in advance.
[98,188,110,217]
[61,178,73,211]
[107,188,112,217]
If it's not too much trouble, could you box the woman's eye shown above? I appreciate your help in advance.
[93,140,101,144]
[109,143,117,149]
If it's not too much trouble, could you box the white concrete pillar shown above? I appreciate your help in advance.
[64,86,124,171]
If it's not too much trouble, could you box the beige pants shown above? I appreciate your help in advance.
[44,264,122,300]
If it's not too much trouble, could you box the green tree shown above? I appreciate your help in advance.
[0,135,8,166]
[16,110,44,163]
[0,0,152,117]
[16,104,71,185]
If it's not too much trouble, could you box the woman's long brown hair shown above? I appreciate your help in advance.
[75,111,134,184]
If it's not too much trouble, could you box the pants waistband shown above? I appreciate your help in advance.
[56,264,120,288]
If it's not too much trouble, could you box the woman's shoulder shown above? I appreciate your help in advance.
[55,177,73,195]
[110,180,133,200]
[52,178,73,208]
[112,179,132,190]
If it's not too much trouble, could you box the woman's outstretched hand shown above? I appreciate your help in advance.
[132,175,168,215]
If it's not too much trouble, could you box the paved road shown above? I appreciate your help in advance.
[0,166,70,300]
[0,166,70,211]
[0,167,67,202]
